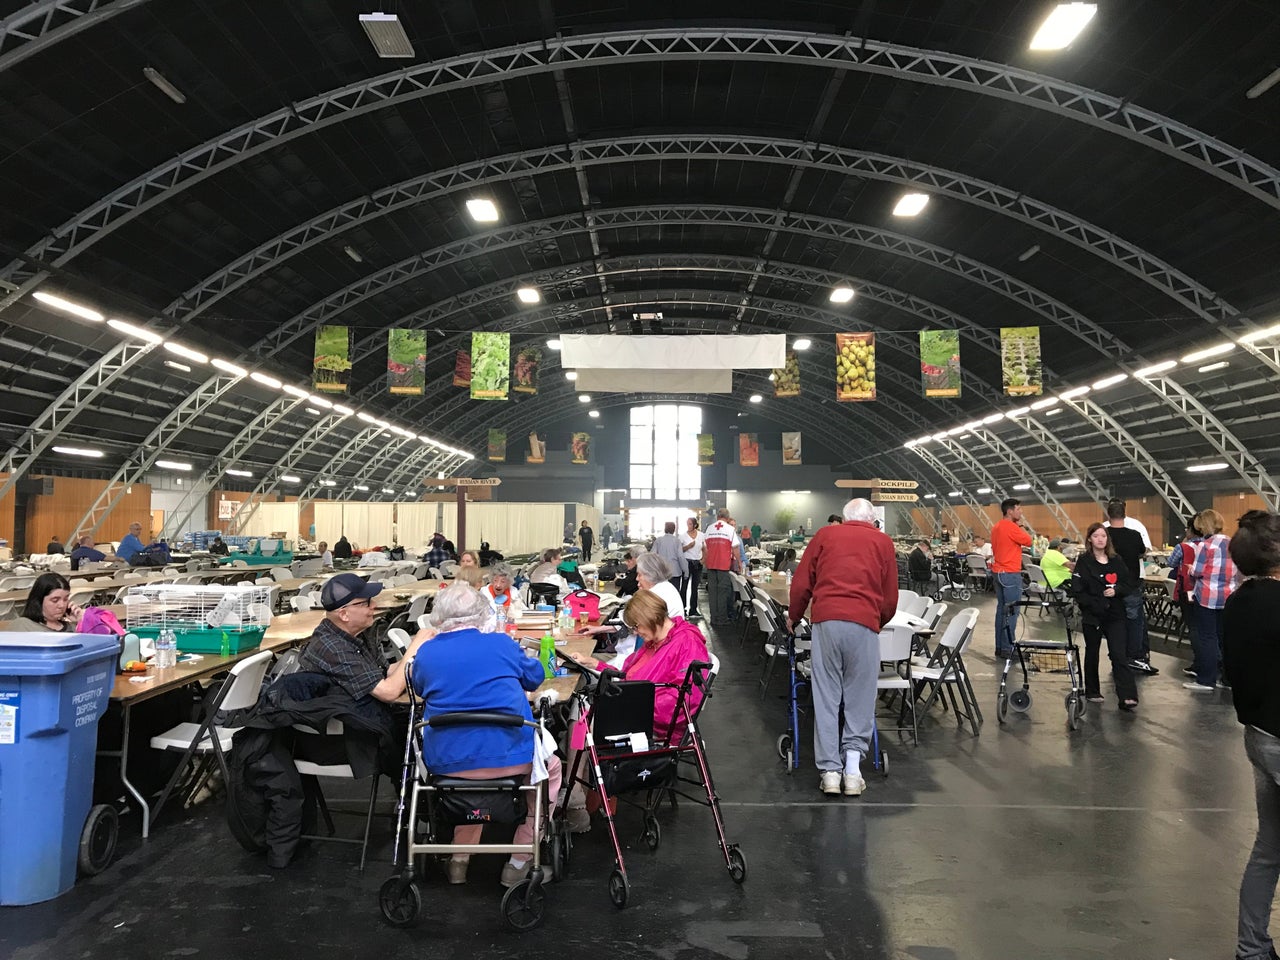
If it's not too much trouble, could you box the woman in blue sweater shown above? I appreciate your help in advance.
[409,583,559,888]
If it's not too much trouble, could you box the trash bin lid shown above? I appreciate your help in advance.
[0,633,120,676]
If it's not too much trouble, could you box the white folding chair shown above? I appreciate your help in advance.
[904,594,930,619]
[290,595,316,612]
[428,566,443,580]
[895,589,920,612]
[913,608,982,736]
[878,625,918,746]
[967,555,992,592]
[293,719,383,871]
[271,567,294,583]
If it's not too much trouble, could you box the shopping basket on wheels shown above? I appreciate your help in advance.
[996,599,1086,730]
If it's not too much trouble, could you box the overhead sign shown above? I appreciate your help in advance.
[437,477,502,487]
[871,493,919,503]
[836,478,918,490]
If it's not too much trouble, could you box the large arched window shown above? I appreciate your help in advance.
[629,404,702,501]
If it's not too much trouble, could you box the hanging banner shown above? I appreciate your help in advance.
[773,351,800,398]
[738,433,759,467]
[697,433,715,466]
[313,325,351,394]
[782,432,802,466]
[513,346,542,395]
[1001,326,1043,396]
[487,429,507,462]
[571,432,591,465]
[919,329,961,398]
[453,350,471,387]
[470,332,510,400]
[387,329,426,395]
[526,432,546,464]
[835,333,876,401]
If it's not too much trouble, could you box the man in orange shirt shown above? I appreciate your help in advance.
[991,497,1033,657]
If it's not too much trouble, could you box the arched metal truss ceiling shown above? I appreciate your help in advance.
[0,0,147,74]
[3,24,1278,308]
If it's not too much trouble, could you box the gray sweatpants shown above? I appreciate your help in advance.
[810,620,881,772]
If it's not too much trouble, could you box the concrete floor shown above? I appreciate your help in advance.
[2,590,1258,959]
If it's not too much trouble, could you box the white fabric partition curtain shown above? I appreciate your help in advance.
[396,503,438,552]
[314,502,396,549]
[239,502,299,539]
[458,503,563,556]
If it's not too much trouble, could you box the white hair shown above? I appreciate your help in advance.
[636,552,671,584]
[842,498,876,523]
[429,582,496,633]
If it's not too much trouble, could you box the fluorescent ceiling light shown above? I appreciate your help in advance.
[305,407,321,415]
[923,493,937,499]
[353,485,369,492]
[903,441,917,449]
[391,426,415,437]
[793,338,811,350]
[320,479,337,487]
[358,12,415,58]
[281,475,301,483]
[52,445,103,458]
[308,395,333,408]
[930,432,947,441]
[164,342,207,363]
[914,435,933,445]
[1181,342,1235,363]
[828,286,855,304]
[893,193,930,217]
[1187,462,1230,473]
[342,245,363,263]
[1056,478,1081,486]
[225,468,253,478]
[1045,409,1062,416]
[1013,483,1031,491]
[589,410,600,418]
[1018,245,1040,262]
[142,66,186,104]
[982,413,1005,424]
[546,339,562,350]
[1239,323,1280,344]
[516,287,540,304]
[565,371,578,381]
[382,487,396,494]
[466,198,499,222]
[1058,386,1090,399]
[976,487,992,494]
[947,491,962,497]
[373,419,391,429]
[1006,406,1031,417]
[1198,361,1229,373]
[34,290,104,322]
[1092,373,1128,390]
[1134,360,1177,377]
[1029,3,1098,51]
[106,318,163,343]
[357,412,378,423]
[250,371,282,389]
[1030,397,1059,410]
[282,384,308,398]
[333,404,354,415]
[211,358,247,377]
[945,426,965,436]
[962,421,982,431]
[578,394,592,403]
[164,360,191,372]
[749,394,763,403]
[1247,66,1280,100]
[155,459,191,471]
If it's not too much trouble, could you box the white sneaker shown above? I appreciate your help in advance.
[1183,681,1214,692]
[842,773,866,797]
[819,771,841,794]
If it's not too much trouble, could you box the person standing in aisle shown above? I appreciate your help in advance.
[681,516,706,621]
[1185,507,1240,693]
[750,520,762,546]
[1169,516,1204,676]
[578,520,594,563]
[1222,510,1280,960]
[1072,524,1139,710]
[787,499,897,797]
[650,522,688,598]
[703,509,742,627]
[601,522,612,552]
[1104,499,1158,675]
[991,498,1032,658]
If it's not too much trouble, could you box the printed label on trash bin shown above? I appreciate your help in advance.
[0,690,18,745]
[72,672,108,729]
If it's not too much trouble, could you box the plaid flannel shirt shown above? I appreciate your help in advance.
[1189,533,1239,610]
[298,617,386,701]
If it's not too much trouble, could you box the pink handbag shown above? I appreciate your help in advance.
[564,589,601,621]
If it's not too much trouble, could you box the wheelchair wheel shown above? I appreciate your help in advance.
[1009,689,1032,712]
[78,804,119,877]
[501,877,546,931]
[1075,690,1088,720]
[378,877,422,928]
[996,692,1008,723]
[776,732,793,772]
[550,829,569,881]
[958,589,972,601]
[877,749,889,777]
[727,845,747,884]
[642,815,661,851]
[608,867,630,909]
[1065,694,1082,731]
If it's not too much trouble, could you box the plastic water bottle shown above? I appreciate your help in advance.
[539,632,556,679]
[495,607,508,634]
[156,629,177,669]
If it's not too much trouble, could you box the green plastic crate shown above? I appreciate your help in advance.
[130,624,266,655]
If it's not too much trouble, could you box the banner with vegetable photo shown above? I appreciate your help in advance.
[513,346,542,395]
[453,350,471,387]
[738,432,759,467]
[570,432,591,465]
[919,329,961,398]
[487,429,506,462]
[526,431,546,464]
[773,351,800,397]
[1000,326,1043,396]
[386,329,426,395]
[782,432,802,466]
[313,325,351,394]
[469,332,510,400]
[835,333,876,401]
[697,433,715,466]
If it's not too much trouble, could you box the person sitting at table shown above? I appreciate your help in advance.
[481,562,525,616]
[459,549,480,570]
[614,549,642,598]
[425,533,451,572]
[452,566,485,589]
[117,521,147,564]
[577,553,685,657]
[45,537,65,555]
[332,535,353,560]
[907,540,933,595]
[69,534,110,571]
[4,573,83,632]
[528,547,562,584]
[408,583,560,887]
[1040,538,1075,591]
[317,540,332,567]
[209,535,230,557]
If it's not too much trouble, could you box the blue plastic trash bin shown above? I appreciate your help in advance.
[0,632,120,905]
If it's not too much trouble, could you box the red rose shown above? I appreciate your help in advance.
[1104,573,1117,584]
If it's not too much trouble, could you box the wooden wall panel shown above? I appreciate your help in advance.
[0,473,14,546]
[24,476,153,548]
[1213,492,1269,534]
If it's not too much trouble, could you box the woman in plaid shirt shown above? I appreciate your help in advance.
[1184,508,1241,692]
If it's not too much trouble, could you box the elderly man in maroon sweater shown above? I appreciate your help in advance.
[788,498,898,797]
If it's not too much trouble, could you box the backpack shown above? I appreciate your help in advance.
[76,607,128,673]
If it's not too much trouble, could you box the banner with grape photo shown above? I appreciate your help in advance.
[453,350,471,387]
[313,325,351,394]
[919,329,961,398]
[469,332,510,400]
[386,329,426,395]
[570,432,591,465]
[835,333,876,401]
[773,351,800,397]
[697,433,715,466]
[487,429,506,462]
[1000,326,1043,396]
[738,433,760,467]
[513,346,542,395]
[782,432,802,466]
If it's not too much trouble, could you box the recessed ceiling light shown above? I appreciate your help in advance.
[1181,342,1235,364]
[1134,360,1177,377]
[749,394,763,403]
[466,198,499,222]
[565,371,578,381]
[1198,361,1229,373]
[164,342,207,363]
[578,394,591,403]
[52,445,103,458]
[1029,3,1098,51]
[358,12,415,58]
[1187,462,1230,472]
[828,286,855,304]
[588,410,600,418]
[793,338,811,350]
[516,287,540,304]
[142,66,187,104]
[892,192,930,217]
[106,318,163,343]
[34,290,104,322]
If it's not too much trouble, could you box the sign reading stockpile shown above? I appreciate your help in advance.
[836,477,919,503]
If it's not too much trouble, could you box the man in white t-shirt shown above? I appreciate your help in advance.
[972,536,994,564]
[681,516,706,621]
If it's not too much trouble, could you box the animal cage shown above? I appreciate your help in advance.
[124,583,272,654]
